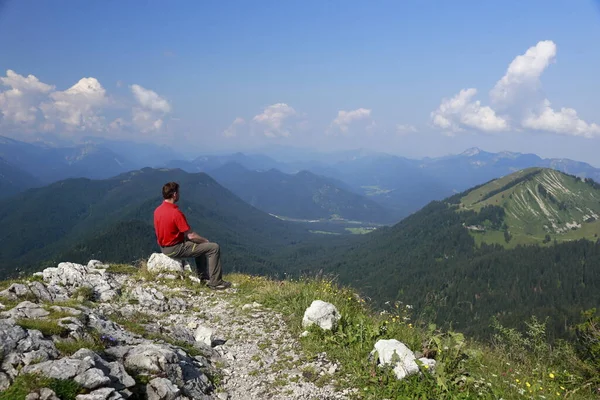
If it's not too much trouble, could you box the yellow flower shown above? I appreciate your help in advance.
[423,365,429,369]
[549,373,555,379]
[408,323,413,328]
[560,386,565,390]
[526,382,531,388]
[556,393,560,396]
[539,387,543,390]
[515,379,520,383]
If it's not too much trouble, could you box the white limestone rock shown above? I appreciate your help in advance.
[302,300,341,331]
[418,357,437,373]
[194,325,215,347]
[147,253,192,274]
[147,377,180,400]
[371,339,435,380]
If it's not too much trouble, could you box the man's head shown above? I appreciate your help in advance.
[162,182,180,202]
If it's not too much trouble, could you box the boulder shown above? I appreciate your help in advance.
[371,339,430,380]
[25,388,60,400]
[75,387,121,400]
[147,253,192,274]
[194,325,214,347]
[0,283,32,300]
[0,301,49,319]
[147,377,180,400]
[301,300,341,331]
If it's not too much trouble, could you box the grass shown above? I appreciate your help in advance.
[55,338,104,356]
[0,374,84,400]
[105,263,139,275]
[15,318,68,336]
[229,273,599,400]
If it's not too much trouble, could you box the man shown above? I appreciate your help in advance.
[154,182,231,290]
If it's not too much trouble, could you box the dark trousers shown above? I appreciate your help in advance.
[161,241,223,286]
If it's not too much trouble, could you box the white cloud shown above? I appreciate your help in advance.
[130,84,171,113]
[252,103,296,137]
[0,70,54,125]
[41,77,109,131]
[223,117,245,137]
[523,99,600,138]
[330,108,371,133]
[130,84,171,132]
[396,124,418,135]
[431,88,508,132]
[490,40,557,106]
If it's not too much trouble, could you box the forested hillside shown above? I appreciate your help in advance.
[0,168,310,279]
[273,169,600,339]
[209,162,395,223]
[0,157,41,199]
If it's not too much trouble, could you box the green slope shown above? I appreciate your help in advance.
[458,168,600,246]
[272,168,600,339]
[0,168,309,279]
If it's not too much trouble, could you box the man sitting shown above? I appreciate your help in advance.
[153,181,231,290]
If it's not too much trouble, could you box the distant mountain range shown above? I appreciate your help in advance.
[209,162,394,223]
[0,167,309,279]
[3,135,600,223]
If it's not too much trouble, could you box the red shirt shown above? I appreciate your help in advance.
[154,201,191,247]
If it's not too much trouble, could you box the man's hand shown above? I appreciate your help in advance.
[186,231,209,244]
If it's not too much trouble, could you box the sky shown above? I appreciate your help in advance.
[1,0,600,164]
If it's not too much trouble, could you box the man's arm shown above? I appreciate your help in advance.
[185,230,209,244]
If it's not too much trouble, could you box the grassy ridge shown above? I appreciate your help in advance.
[460,168,600,246]
[230,273,600,399]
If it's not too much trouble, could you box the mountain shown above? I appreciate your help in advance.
[81,136,186,168]
[308,154,454,218]
[0,157,42,198]
[0,167,309,279]
[274,168,600,339]
[0,136,135,183]
[166,153,293,174]
[458,167,600,246]
[208,162,394,223]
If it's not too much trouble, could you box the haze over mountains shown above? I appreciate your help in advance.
[4,135,600,222]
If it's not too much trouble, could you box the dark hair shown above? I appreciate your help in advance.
[162,182,179,199]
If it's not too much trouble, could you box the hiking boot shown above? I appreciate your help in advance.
[207,281,232,290]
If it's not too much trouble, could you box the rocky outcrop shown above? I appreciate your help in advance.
[302,300,341,331]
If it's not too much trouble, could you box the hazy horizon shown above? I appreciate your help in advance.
[1,1,600,165]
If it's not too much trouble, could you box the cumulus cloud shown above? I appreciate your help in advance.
[490,40,557,107]
[41,77,108,131]
[431,40,599,137]
[252,103,296,137]
[330,108,371,133]
[0,70,54,125]
[223,117,245,137]
[523,99,600,138]
[130,84,171,132]
[130,84,171,113]
[431,88,508,132]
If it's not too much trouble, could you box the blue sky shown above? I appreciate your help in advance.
[1,0,600,164]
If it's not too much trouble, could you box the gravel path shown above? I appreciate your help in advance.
[191,289,354,400]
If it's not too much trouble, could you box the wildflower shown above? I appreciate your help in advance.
[556,393,560,396]
[560,386,565,390]
[408,323,413,328]
[548,373,555,379]
[526,382,531,388]
[515,379,520,383]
